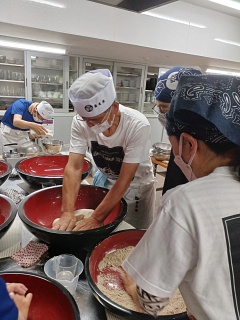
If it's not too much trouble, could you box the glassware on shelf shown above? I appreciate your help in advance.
[29,53,67,111]
[115,63,144,111]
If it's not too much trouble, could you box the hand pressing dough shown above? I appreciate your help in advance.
[52,208,94,227]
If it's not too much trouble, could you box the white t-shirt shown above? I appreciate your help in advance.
[122,166,240,320]
[70,105,154,187]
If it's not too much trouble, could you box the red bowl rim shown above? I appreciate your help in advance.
[85,229,188,319]
[18,185,127,235]
[0,194,17,231]
[0,271,80,319]
[15,155,92,179]
[0,160,12,178]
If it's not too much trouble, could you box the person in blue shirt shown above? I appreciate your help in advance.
[0,276,33,320]
[0,99,54,154]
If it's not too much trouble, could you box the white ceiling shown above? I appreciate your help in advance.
[182,0,240,19]
[1,0,240,72]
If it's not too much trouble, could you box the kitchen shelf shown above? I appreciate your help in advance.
[0,63,24,67]
[0,80,24,83]
[32,97,63,101]
[32,81,63,86]
[31,66,63,71]
[117,72,140,77]
[116,86,139,89]
[0,96,24,99]
[122,101,137,104]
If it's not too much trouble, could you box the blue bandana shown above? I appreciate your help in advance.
[166,75,240,147]
[154,66,202,103]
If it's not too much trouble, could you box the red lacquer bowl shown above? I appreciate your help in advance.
[85,229,188,320]
[15,155,92,186]
[0,272,80,320]
[0,160,12,186]
[0,194,17,240]
[18,185,127,255]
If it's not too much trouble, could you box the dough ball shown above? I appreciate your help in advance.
[74,209,94,221]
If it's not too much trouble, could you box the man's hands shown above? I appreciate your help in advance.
[52,213,103,231]
[31,123,48,136]
[52,212,77,231]
[73,216,103,231]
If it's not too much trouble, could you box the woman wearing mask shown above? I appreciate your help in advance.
[0,99,54,154]
[153,66,202,194]
[122,74,240,320]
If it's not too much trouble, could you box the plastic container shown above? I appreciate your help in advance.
[44,254,84,295]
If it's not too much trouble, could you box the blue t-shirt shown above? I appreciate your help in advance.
[0,277,18,320]
[2,99,39,131]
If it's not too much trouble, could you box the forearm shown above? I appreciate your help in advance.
[136,286,169,317]
[92,176,131,223]
[61,167,82,213]
[13,119,36,130]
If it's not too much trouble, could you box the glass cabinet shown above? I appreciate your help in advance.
[113,62,146,111]
[0,48,157,117]
[69,56,79,86]
[26,51,69,112]
[82,58,114,74]
[69,56,79,111]
[143,66,159,115]
[0,49,26,113]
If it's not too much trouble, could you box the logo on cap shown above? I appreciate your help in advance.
[85,105,93,112]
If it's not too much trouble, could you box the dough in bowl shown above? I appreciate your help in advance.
[52,209,94,227]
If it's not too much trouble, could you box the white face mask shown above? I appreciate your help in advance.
[158,112,167,127]
[174,135,197,182]
[89,109,115,134]
[32,107,42,123]
[33,114,42,123]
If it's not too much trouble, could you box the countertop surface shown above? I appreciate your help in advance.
[0,174,134,320]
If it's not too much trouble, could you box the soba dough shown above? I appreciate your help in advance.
[52,209,94,227]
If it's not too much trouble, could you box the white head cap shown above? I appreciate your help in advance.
[68,69,116,117]
[37,101,54,119]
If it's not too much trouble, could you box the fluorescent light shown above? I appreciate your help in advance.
[209,0,240,11]
[206,68,240,77]
[215,38,240,47]
[26,0,65,8]
[0,40,66,54]
[142,12,206,28]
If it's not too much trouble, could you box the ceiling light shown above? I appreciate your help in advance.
[142,12,206,28]
[215,38,240,47]
[0,40,66,54]
[206,68,240,77]
[26,0,65,8]
[209,0,240,11]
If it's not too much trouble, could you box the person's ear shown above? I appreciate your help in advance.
[112,101,119,114]
[181,132,198,154]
